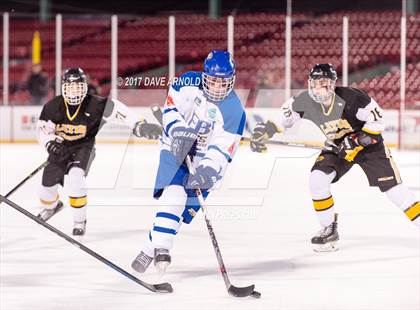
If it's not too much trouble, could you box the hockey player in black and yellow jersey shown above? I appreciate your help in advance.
[36,68,161,236]
[250,64,419,251]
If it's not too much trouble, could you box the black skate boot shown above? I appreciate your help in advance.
[37,201,64,221]
[72,220,87,236]
[131,251,153,273]
[154,248,171,274]
[311,214,339,252]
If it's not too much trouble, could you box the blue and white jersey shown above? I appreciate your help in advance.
[161,71,246,184]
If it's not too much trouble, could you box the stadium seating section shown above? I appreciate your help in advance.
[1,11,419,108]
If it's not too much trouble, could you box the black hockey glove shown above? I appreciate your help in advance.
[250,120,280,153]
[46,139,68,163]
[184,165,220,190]
[133,120,162,139]
[170,126,198,165]
[337,131,378,162]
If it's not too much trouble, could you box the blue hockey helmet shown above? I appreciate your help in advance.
[202,50,236,101]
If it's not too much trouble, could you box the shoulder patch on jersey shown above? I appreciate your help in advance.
[171,71,202,92]
[218,91,246,135]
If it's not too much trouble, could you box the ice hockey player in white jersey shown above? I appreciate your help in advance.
[250,63,419,252]
[131,50,246,273]
[36,68,161,236]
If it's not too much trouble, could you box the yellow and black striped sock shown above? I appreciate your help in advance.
[69,196,87,208]
[404,201,420,223]
[69,195,87,224]
[40,195,59,209]
[313,195,334,212]
[312,195,335,227]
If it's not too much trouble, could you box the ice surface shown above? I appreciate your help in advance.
[1,143,419,310]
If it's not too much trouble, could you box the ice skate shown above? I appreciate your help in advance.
[131,251,153,273]
[72,220,86,236]
[37,200,64,222]
[154,248,171,274]
[311,214,339,252]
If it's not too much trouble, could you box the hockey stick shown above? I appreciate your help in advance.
[153,105,333,151]
[241,136,335,151]
[151,105,261,298]
[1,161,48,201]
[2,138,69,201]
[184,157,261,298]
[0,195,173,294]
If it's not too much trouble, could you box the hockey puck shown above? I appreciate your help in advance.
[251,290,261,298]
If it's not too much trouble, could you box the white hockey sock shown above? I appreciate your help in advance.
[142,220,183,258]
[142,235,155,258]
[70,204,87,223]
[150,185,186,251]
[39,185,59,210]
[386,184,420,228]
[309,170,337,227]
[65,167,88,223]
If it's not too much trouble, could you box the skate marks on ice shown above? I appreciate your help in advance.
[166,251,418,282]
[167,259,295,280]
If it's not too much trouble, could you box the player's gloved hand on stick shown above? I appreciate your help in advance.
[170,126,198,165]
[324,139,339,153]
[250,120,281,153]
[185,165,220,190]
[133,120,162,139]
[46,138,68,162]
[337,134,363,162]
[337,132,377,162]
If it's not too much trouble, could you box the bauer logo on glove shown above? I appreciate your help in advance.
[170,126,198,165]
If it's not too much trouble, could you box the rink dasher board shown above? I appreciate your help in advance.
[0,106,419,148]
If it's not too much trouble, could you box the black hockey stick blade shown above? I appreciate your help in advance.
[128,275,173,293]
[0,194,173,294]
[251,290,262,298]
[150,283,174,293]
[228,284,257,298]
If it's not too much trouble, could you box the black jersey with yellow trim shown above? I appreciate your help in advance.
[291,86,383,145]
[39,94,108,147]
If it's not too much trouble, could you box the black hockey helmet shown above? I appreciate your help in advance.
[62,67,88,105]
[309,63,337,81]
[308,63,337,103]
